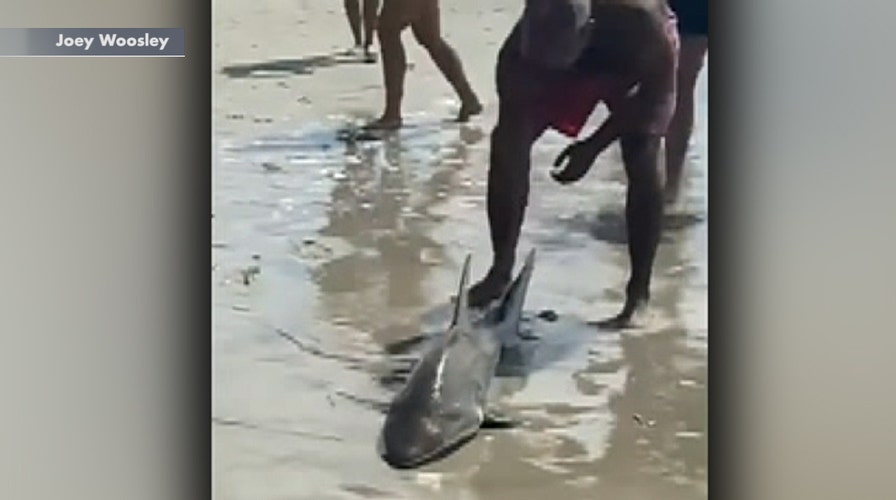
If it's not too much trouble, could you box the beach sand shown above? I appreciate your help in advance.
[212,0,708,498]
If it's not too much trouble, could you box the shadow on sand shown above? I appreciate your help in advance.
[559,208,706,246]
[220,51,372,79]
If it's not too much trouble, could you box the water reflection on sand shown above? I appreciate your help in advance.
[213,16,707,499]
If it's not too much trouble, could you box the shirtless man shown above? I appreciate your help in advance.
[365,0,483,129]
[467,0,679,329]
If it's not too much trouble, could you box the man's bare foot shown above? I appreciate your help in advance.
[364,115,402,130]
[468,269,510,309]
[664,170,687,206]
[456,99,483,123]
[664,181,681,206]
[590,299,649,331]
[593,312,637,331]
[343,45,363,57]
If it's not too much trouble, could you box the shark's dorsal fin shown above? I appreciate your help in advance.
[449,254,472,330]
[495,249,536,334]
[435,255,472,393]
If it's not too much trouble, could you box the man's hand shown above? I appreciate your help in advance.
[551,139,600,184]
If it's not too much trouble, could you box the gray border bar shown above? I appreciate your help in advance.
[0,28,184,56]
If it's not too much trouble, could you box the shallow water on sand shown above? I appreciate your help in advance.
[213,3,707,498]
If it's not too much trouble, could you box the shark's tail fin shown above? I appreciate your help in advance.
[449,254,473,330]
[495,249,536,333]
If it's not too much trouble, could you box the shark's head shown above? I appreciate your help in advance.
[378,255,481,469]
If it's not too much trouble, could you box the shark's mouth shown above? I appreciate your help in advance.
[378,424,481,470]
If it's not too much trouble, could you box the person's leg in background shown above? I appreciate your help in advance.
[409,0,482,122]
[664,0,708,204]
[367,0,480,129]
[344,0,364,49]
[367,0,416,129]
[362,0,381,62]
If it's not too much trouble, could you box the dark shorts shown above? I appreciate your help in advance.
[668,0,707,36]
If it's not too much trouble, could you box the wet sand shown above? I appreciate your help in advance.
[212,1,708,498]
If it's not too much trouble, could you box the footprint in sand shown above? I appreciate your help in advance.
[459,124,486,144]
[289,236,353,262]
[260,161,284,172]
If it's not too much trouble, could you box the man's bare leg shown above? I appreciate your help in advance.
[664,36,707,204]
[367,0,411,130]
[598,133,664,329]
[467,108,546,307]
[344,0,363,48]
[469,32,549,307]
[410,4,482,122]
[362,0,380,61]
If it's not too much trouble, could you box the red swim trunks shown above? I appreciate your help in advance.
[540,10,680,139]
[542,76,637,138]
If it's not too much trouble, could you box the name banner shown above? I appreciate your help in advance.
[0,28,184,57]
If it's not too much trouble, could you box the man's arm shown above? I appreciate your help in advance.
[551,26,676,184]
[583,35,677,155]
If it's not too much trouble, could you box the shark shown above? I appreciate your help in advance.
[377,250,536,469]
